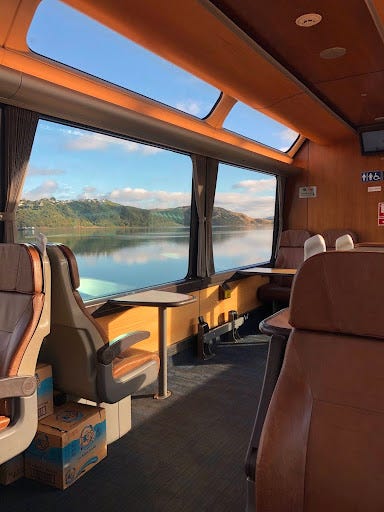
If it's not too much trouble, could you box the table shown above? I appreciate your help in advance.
[246,307,293,479]
[353,243,384,252]
[109,290,197,399]
[259,307,292,338]
[238,267,297,276]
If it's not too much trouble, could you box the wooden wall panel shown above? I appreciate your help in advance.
[199,276,265,328]
[95,275,264,353]
[284,143,308,229]
[96,300,199,353]
[287,135,384,242]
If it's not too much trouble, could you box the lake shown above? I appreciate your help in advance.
[18,226,273,300]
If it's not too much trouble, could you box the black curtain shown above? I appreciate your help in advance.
[0,106,39,242]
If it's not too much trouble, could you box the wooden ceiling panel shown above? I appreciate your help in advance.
[317,71,384,126]
[209,0,384,81]
[209,0,384,128]
[259,93,354,145]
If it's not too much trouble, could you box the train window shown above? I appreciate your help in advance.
[213,163,276,272]
[27,0,220,119]
[16,120,192,300]
[223,101,299,152]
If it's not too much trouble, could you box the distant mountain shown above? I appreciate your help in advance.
[16,199,273,228]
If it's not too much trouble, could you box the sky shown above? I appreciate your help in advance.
[22,0,291,219]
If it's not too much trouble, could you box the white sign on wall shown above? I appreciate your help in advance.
[299,186,317,198]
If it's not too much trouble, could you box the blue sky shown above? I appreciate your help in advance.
[22,0,288,218]
[25,120,277,218]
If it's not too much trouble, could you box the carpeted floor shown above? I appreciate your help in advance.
[2,326,269,512]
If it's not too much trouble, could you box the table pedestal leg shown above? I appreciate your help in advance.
[154,306,171,399]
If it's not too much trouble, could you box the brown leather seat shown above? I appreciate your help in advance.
[39,244,160,404]
[257,229,312,308]
[0,241,50,464]
[321,228,358,249]
[253,251,384,511]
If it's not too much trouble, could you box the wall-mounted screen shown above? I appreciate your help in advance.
[360,129,384,155]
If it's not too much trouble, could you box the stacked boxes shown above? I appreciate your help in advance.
[0,455,24,485]
[35,363,54,420]
[78,396,131,445]
[0,366,108,488]
[25,402,107,489]
[0,363,54,485]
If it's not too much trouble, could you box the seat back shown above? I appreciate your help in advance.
[272,229,312,287]
[40,244,159,403]
[303,234,326,260]
[321,228,358,249]
[40,244,105,401]
[0,240,51,464]
[335,233,354,251]
[254,251,384,511]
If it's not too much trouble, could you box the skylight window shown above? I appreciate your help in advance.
[27,0,220,118]
[223,101,299,152]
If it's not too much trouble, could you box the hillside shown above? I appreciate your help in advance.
[16,198,273,228]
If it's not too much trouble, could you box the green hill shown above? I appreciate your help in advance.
[16,198,273,229]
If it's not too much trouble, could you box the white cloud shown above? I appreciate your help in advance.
[215,191,275,218]
[277,127,298,151]
[174,100,202,116]
[233,178,276,193]
[214,178,276,218]
[65,132,162,154]
[108,187,190,209]
[27,166,65,176]
[23,180,60,200]
[77,186,103,200]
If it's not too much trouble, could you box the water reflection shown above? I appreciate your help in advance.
[18,227,273,300]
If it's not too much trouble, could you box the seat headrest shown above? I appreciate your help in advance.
[48,244,80,290]
[289,251,384,339]
[279,229,312,248]
[0,243,43,293]
[304,234,326,260]
[321,229,358,248]
[335,234,354,251]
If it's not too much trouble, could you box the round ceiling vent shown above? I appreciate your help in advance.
[320,47,347,59]
[295,13,322,27]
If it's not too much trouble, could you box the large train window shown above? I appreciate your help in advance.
[16,119,192,300]
[27,0,220,119]
[213,163,276,272]
[223,101,299,152]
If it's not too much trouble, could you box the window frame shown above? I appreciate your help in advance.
[16,114,196,300]
[26,0,221,120]
[211,161,278,273]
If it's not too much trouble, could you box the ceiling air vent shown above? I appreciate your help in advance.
[295,13,322,27]
[320,47,346,59]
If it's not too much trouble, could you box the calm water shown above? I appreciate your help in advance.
[18,226,273,300]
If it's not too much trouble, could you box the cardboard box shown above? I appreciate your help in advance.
[77,396,131,445]
[25,402,106,489]
[35,363,54,420]
[0,454,24,485]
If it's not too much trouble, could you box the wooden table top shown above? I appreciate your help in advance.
[109,290,197,308]
[238,267,297,276]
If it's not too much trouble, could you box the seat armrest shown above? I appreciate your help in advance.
[0,376,37,399]
[97,331,150,365]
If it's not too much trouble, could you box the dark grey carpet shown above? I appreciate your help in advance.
[1,334,268,512]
